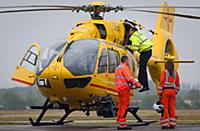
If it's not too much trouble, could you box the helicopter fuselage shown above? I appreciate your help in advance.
[36,38,137,109]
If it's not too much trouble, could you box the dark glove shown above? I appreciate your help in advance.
[125,45,135,54]
[128,82,136,89]
[125,45,129,49]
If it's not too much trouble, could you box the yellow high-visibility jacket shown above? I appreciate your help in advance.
[128,31,153,53]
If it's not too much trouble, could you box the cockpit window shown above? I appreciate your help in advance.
[37,41,66,74]
[98,48,107,74]
[108,49,120,73]
[63,39,99,76]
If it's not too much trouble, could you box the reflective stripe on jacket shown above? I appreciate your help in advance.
[128,31,153,53]
[115,63,139,92]
[164,70,176,87]
[158,70,180,96]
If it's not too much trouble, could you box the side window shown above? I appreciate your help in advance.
[22,48,37,66]
[95,24,107,39]
[127,51,138,77]
[98,48,107,73]
[20,46,39,72]
[108,49,120,73]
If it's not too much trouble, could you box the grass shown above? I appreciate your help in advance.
[0,110,199,125]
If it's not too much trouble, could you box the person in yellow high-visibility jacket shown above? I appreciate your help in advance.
[127,27,153,92]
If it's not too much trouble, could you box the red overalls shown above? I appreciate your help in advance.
[158,70,180,128]
[115,63,140,127]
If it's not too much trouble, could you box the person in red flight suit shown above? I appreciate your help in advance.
[158,60,180,129]
[115,55,142,130]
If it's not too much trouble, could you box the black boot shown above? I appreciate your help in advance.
[161,126,169,129]
[169,126,176,129]
[139,87,150,92]
[117,126,132,130]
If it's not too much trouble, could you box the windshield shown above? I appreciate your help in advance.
[37,41,66,74]
[63,39,99,76]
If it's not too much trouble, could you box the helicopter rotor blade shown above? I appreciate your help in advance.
[123,9,200,20]
[1,5,200,10]
[123,6,200,10]
[0,8,73,14]
[0,5,200,20]
[0,5,76,9]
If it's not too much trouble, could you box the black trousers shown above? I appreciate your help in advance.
[138,50,152,88]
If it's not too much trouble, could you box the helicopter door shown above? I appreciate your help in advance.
[92,48,108,93]
[11,43,40,86]
[107,48,120,95]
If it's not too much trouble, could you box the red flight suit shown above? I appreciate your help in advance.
[115,63,141,126]
[158,70,180,128]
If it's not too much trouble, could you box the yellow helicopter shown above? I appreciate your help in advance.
[0,1,196,126]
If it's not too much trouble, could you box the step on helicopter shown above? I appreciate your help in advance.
[0,1,197,126]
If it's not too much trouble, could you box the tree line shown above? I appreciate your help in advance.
[0,82,199,110]
[133,82,200,109]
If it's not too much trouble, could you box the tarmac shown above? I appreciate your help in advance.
[0,124,200,131]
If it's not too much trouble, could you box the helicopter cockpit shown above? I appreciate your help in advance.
[37,41,66,74]
[37,39,99,76]
[37,38,137,79]
[63,39,137,77]
[63,39,99,76]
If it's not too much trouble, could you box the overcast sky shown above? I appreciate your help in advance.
[0,0,200,88]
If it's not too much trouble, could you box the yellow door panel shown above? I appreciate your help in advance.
[12,43,40,86]
[12,66,35,86]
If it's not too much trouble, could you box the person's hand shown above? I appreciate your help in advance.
[139,85,143,89]
[137,84,143,89]
[128,82,136,89]
[139,24,145,30]
[125,45,129,49]
[133,79,142,89]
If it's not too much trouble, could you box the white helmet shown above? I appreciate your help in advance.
[153,101,164,113]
